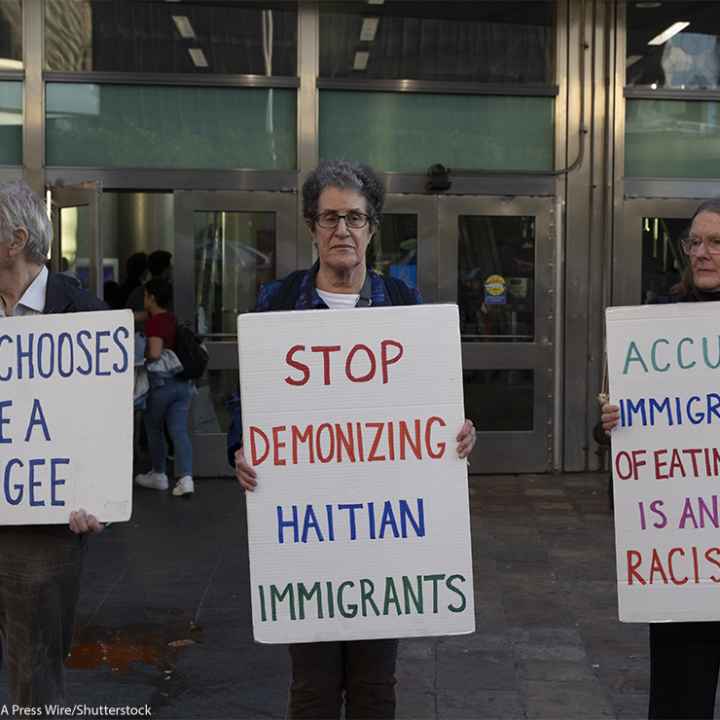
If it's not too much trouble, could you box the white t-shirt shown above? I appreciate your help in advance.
[316,289,359,310]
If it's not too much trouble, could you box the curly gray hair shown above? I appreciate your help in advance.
[302,160,385,228]
[0,180,52,264]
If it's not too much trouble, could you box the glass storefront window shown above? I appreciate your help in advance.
[641,216,689,305]
[0,81,22,164]
[46,84,296,169]
[367,214,418,289]
[625,99,720,177]
[45,1,297,75]
[464,369,534,431]
[458,215,535,342]
[320,1,554,83]
[193,211,276,337]
[627,2,720,89]
[320,91,554,173]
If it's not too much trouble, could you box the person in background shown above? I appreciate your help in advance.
[118,251,147,308]
[229,160,477,720]
[126,249,172,327]
[134,277,194,497]
[602,197,720,720]
[0,180,104,706]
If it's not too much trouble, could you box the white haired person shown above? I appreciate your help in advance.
[228,160,477,720]
[602,198,720,719]
[0,180,105,706]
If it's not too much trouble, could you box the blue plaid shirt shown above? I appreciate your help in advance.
[254,267,422,310]
[227,267,422,466]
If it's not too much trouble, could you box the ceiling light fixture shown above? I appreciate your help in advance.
[188,48,209,68]
[648,21,690,46]
[353,51,369,71]
[172,15,196,39]
[367,0,385,5]
[360,17,379,42]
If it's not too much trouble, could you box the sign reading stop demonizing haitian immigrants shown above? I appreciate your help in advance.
[238,304,475,643]
[607,302,720,622]
[0,310,133,525]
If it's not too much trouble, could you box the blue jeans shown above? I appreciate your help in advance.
[144,376,193,477]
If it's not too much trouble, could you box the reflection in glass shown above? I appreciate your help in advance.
[626,99,720,178]
[0,1,22,69]
[59,206,90,289]
[627,3,720,88]
[193,369,238,435]
[367,214,418,289]
[320,1,553,83]
[193,211,276,336]
[641,216,689,305]
[458,215,535,341]
[45,0,297,75]
[464,369,533,431]
[0,81,22,164]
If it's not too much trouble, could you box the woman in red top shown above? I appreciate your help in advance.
[134,278,194,497]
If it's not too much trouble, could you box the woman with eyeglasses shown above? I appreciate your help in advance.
[227,160,477,720]
[602,198,720,719]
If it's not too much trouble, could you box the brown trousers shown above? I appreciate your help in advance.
[288,639,398,720]
[0,526,86,707]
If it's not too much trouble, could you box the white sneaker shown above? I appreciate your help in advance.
[134,471,169,491]
[172,475,194,497]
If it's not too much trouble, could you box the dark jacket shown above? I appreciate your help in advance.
[226,269,421,467]
[43,272,108,314]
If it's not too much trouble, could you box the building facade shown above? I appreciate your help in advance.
[0,0,716,476]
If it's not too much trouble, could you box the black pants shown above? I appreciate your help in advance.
[649,622,720,719]
[0,527,86,707]
[288,639,398,719]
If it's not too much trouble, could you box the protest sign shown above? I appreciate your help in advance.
[607,302,720,622]
[0,310,133,525]
[238,304,475,643]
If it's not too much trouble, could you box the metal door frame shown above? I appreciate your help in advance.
[174,190,297,477]
[48,182,103,298]
[382,194,438,303]
[614,198,703,308]
[438,195,556,473]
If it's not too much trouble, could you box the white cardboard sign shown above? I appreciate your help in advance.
[238,304,475,643]
[607,303,720,622]
[0,310,134,525]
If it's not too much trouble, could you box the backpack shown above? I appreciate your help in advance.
[266,267,417,311]
[174,323,209,380]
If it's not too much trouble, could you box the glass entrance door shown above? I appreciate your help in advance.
[439,196,555,473]
[48,182,103,298]
[174,191,296,477]
[616,198,700,308]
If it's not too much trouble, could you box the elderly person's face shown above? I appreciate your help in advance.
[312,187,373,274]
[688,211,720,291]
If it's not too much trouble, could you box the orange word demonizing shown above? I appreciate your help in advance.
[248,416,448,467]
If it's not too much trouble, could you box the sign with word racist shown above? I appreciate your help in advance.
[0,310,134,525]
[607,302,720,621]
[238,304,475,643]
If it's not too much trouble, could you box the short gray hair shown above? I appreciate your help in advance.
[302,160,385,228]
[0,180,52,264]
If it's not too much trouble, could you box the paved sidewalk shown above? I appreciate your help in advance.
[0,473,676,718]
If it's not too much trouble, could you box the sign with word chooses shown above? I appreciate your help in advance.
[0,310,134,525]
[607,302,720,622]
[238,304,475,643]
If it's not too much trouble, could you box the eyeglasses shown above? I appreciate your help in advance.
[681,235,720,256]
[315,210,371,230]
